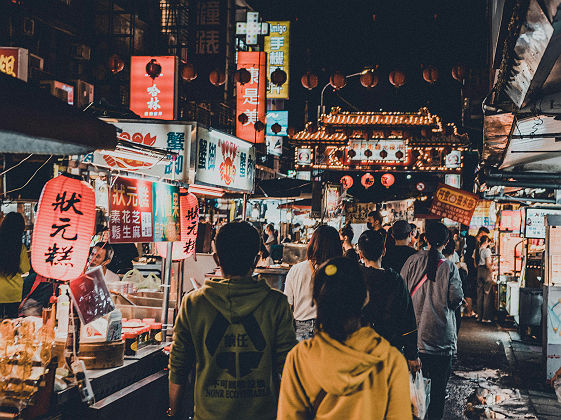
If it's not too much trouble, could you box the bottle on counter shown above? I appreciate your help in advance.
[55,285,70,339]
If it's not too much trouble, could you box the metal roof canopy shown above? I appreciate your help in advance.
[0,72,117,155]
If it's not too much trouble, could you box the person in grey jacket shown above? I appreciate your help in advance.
[400,222,464,420]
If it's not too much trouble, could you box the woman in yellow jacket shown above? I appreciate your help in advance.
[278,256,412,420]
[0,212,30,318]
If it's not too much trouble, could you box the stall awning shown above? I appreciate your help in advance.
[0,73,117,155]
[277,199,312,210]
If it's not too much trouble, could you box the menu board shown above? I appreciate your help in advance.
[525,208,561,239]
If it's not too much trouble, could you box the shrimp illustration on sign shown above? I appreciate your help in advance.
[219,139,238,185]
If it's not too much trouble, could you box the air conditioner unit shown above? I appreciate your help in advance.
[23,18,34,37]
[73,79,94,109]
[39,80,74,106]
[71,44,91,61]
[29,53,44,71]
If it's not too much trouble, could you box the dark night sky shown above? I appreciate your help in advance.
[249,0,488,129]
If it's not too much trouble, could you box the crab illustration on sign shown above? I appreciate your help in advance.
[219,139,238,185]
[103,131,157,169]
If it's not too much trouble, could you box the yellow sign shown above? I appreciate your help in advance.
[265,21,290,99]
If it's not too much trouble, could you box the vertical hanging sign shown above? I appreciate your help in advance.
[236,51,266,144]
[130,56,177,120]
[264,21,290,99]
[152,182,181,242]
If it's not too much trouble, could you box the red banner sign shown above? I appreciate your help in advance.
[429,184,479,225]
[130,56,176,120]
[31,175,96,281]
[236,51,266,144]
[109,177,154,243]
[0,47,28,81]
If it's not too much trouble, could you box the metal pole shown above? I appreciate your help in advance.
[318,72,365,120]
[242,193,248,221]
[161,161,176,340]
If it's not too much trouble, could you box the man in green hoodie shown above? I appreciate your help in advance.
[168,221,297,419]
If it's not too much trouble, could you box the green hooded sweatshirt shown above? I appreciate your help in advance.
[169,276,297,420]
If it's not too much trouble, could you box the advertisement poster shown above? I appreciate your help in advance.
[266,136,283,156]
[525,208,561,239]
[152,182,181,242]
[429,184,479,225]
[109,177,154,243]
[130,56,177,120]
[264,21,290,99]
[195,127,255,193]
[68,266,115,325]
[236,51,266,144]
[469,200,496,235]
[83,120,192,181]
[344,202,377,224]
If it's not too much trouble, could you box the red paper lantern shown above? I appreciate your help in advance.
[451,64,465,82]
[361,173,375,189]
[360,70,378,88]
[329,71,346,90]
[254,121,265,132]
[301,72,319,90]
[340,175,353,189]
[380,150,388,159]
[238,113,249,124]
[348,149,357,158]
[422,65,439,84]
[235,68,251,85]
[271,123,282,134]
[108,54,124,74]
[389,70,406,87]
[31,174,96,281]
[209,69,226,86]
[157,190,199,260]
[364,149,373,158]
[271,68,288,86]
[381,173,395,188]
[421,127,430,138]
[146,59,162,80]
[287,127,297,137]
[181,63,197,82]
[395,150,404,159]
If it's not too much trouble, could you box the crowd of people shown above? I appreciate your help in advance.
[168,215,496,420]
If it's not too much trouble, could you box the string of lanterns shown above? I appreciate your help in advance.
[341,173,396,190]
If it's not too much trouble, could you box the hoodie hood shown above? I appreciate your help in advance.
[203,276,271,323]
[299,327,390,395]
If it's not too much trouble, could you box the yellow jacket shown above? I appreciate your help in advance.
[278,326,412,420]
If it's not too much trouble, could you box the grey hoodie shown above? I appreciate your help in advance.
[400,250,464,356]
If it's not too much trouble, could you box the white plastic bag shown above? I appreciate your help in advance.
[122,269,161,291]
[410,371,431,420]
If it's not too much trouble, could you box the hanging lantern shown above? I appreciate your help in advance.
[181,63,197,82]
[209,69,226,86]
[238,113,249,124]
[451,64,465,82]
[395,150,404,159]
[421,127,430,138]
[156,190,199,260]
[271,123,282,134]
[108,54,124,74]
[422,65,439,84]
[389,70,406,88]
[146,59,162,80]
[380,150,388,159]
[361,173,375,189]
[360,70,378,88]
[271,68,288,86]
[340,175,353,189]
[329,71,346,90]
[31,174,96,281]
[287,127,297,137]
[364,149,373,158]
[254,121,265,132]
[348,149,357,158]
[381,173,395,188]
[234,68,251,85]
[301,72,319,90]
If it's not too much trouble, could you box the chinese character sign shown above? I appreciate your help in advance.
[156,190,199,260]
[109,177,154,243]
[152,183,181,242]
[264,21,290,99]
[130,56,177,120]
[429,184,479,225]
[31,175,96,281]
[195,127,255,193]
[0,47,28,81]
[236,52,266,144]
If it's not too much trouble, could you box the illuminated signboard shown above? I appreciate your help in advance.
[525,207,561,239]
[430,184,479,225]
[264,21,290,99]
[266,136,283,156]
[0,47,28,81]
[236,12,269,45]
[347,139,408,163]
[236,51,266,144]
[296,147,313,166]
[444,174,461,189]
[130,56,177,120]
[266,110,288,136]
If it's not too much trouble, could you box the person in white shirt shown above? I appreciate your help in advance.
[475,235,494,322]
[89,242,120,283]
[283,225,342,342]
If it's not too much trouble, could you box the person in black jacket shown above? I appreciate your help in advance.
[358,229,421,372]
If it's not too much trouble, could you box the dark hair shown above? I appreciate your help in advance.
[215,222,260,276]
[426,222,450,282]
[478,226,490,235]
[419,233,427,246]
[93,242,114,262]
[339,224,354,241]
[266,223,274,234]
[479,235,490,246]
[358,229,385,262]
[260,241,270,259]
[307,225,343,266]
[392,220,412,240]
[313,257,366,342]
[0,212,25,277]
[367,210,383,224]
[442,235,456,257]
